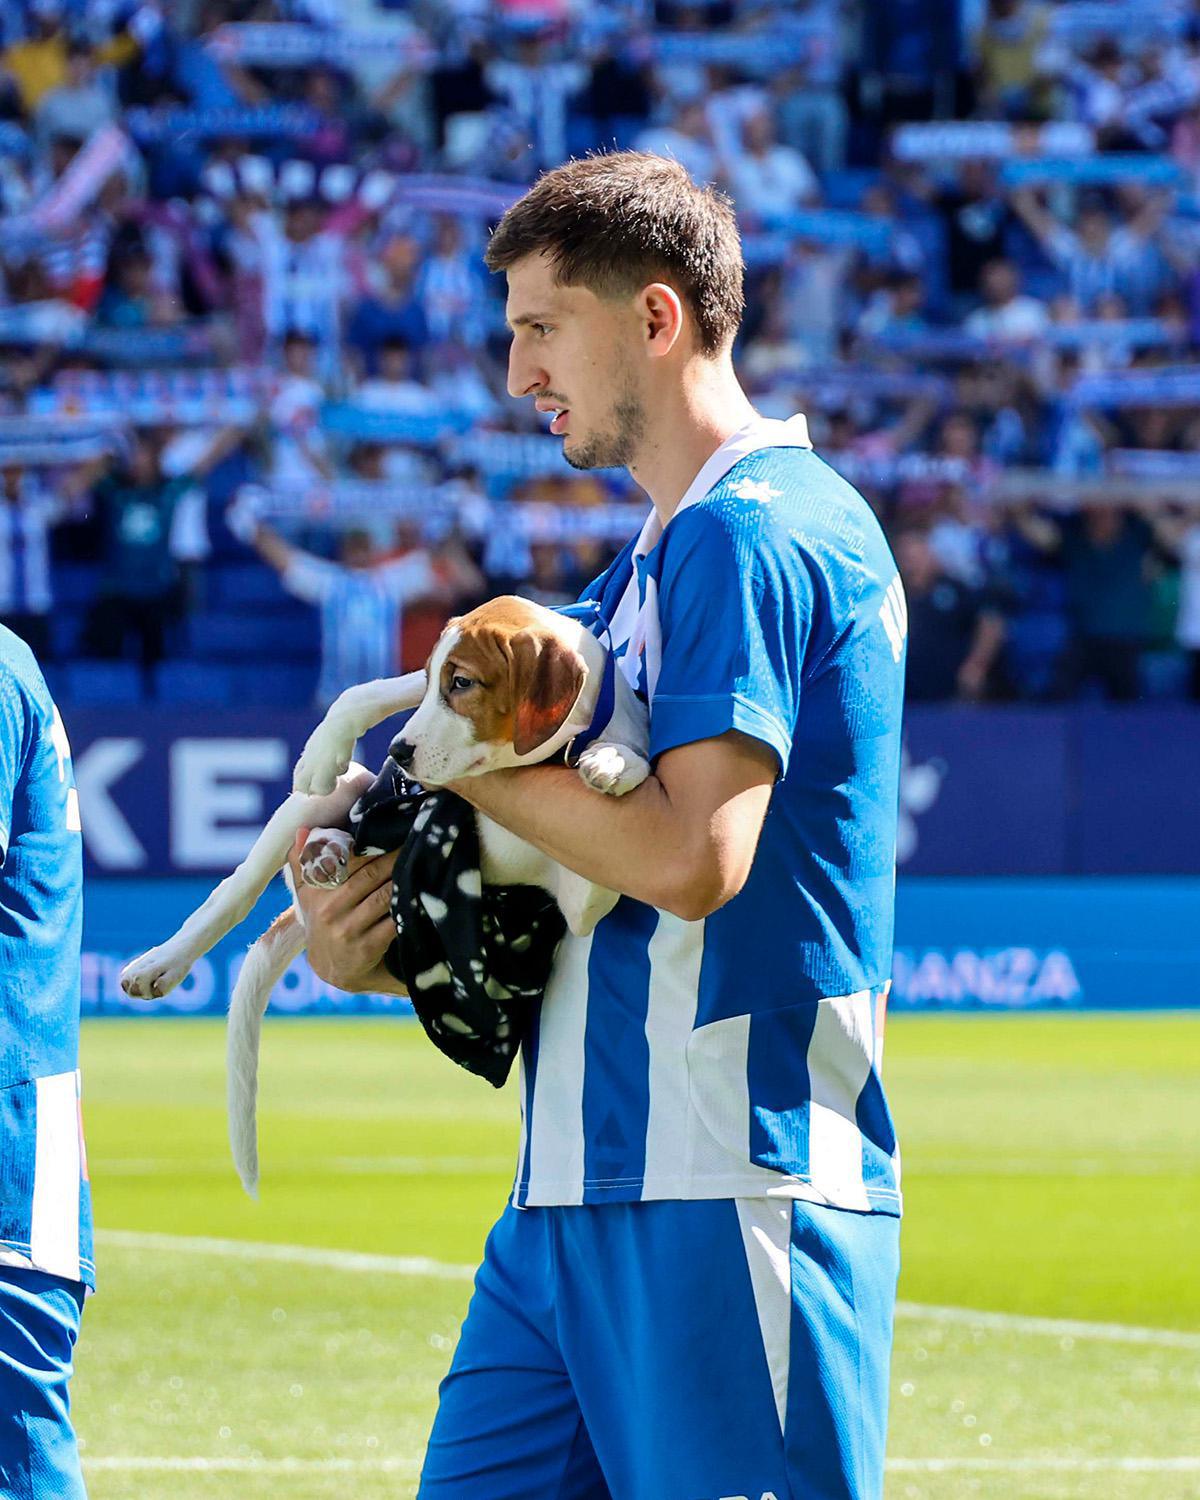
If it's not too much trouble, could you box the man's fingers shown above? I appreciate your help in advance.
[341,871,395,937]
[337,851,396,901]
[363,914,398,963]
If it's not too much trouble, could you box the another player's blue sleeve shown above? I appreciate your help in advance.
[0,672,29,867]
[650,505,814,772]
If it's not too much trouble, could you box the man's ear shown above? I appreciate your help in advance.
[509,630,587,756]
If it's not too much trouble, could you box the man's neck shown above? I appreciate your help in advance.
[627,367,758,524]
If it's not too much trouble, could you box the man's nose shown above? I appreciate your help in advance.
[390,737,416,770]
[507,342,546,400]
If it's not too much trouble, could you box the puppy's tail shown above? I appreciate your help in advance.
[227,908,306,1198]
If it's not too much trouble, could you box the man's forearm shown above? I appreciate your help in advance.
[451,733,777,923]
[450,765,695,915]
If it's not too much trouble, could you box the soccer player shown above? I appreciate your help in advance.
[295,152,906,1500]
[0,625,92,1497]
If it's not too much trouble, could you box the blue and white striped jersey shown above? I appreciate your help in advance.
[514,415,906,1216]
[284,553,436,708]
[0,627,93,1286]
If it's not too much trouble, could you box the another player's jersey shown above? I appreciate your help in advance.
[0,627,93,1286]
[514,414,906,1216]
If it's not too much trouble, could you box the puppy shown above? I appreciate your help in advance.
[119,596,649,1192]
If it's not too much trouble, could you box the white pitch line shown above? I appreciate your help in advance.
[96,1230,477,1281]
[93,1155,514,1177]
[80,1455,1200,1477]
[896,1300,1200,1350]
[96,1230,1200,1349]
[887,1458,1200,1474]
[82,1457,420,1475]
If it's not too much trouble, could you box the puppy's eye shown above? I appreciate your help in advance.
[449,674,476,692]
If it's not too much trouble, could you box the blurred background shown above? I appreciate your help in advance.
[2,3,1195,1496]
[0,0,1193,1012]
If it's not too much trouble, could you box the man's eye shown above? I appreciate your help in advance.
[534,324,552,337]
[449,674,476,692]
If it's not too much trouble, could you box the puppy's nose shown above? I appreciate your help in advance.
[390,737,416,770]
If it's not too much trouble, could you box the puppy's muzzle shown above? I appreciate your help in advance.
[390,736,416,771]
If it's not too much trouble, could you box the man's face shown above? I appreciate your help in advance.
[504,253,647,473]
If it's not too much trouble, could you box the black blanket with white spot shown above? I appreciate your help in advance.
[349,757,565,1087]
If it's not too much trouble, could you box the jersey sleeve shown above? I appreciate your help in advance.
[378,553,436,602]
[0,670,29,866]
[282,552,338,605]
[650,504,815,773]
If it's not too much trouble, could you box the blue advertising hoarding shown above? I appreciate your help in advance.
[83,874,1200,1019]
[60,705,1200,879]
[59,703,1199,1017]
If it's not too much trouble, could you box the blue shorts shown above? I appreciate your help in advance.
[420,1197,900,1500]
[0,1268,87,1500]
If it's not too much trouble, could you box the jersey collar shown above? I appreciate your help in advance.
[632,411,811,560]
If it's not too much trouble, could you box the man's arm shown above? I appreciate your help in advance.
[957,608,1006,701]
[450,730,778,923]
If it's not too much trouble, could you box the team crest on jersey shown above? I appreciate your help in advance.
[728,476,781,505]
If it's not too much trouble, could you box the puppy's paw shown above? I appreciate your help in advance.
[299,828,355,888]
[293,718,356,797]
[120,944,193,1000]
[576,743,650,797]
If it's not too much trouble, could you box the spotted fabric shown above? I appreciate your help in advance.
[349,757,565,1087]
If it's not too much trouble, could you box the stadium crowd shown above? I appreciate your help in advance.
[0,0,1199,708]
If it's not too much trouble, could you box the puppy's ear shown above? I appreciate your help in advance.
[509,630,586,757]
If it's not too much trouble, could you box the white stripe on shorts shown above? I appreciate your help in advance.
[735,1197,793,1434]
[30,1070,80,1281]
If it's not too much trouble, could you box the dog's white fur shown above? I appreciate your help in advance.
[119,600,649,1195]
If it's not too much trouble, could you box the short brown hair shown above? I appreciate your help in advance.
[485,152,744,355]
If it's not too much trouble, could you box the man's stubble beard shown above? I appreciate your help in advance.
[563,363,647,472]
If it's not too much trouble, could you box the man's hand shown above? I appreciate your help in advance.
[287,830,406,996]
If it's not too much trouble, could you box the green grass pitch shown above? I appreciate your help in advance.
[74,1012,1200,1500]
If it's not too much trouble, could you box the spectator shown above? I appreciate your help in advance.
[484,32,586,170]
[857,271,929,340]
[1012,186,1168,314]
[233,505,446,709]
[416,214,489,346]
[84,426,243,682]
[976,0,1052,119]
[634,101,718,184]
[0,1,71,117]
[345,232,430,378]
[894,526,1008,702]
[930,160,1015,303]
[1012,504,1166,701]
[965,258,1050,341]
[1178,525,1200,701]
[721,109,819,222]
[95,244,172,329]
[267,330,332,490]
[0,463,74,658]
[256,193,347,376]
[33,38,114,148]
[771,50,848,174]
[355,337,436,415]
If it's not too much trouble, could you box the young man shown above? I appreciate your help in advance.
[0,625,92,1498]
[293,152,907,1499]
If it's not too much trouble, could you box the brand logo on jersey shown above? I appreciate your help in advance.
[728,476,781,505]
[50,704,81,832]
[878,572,908,664]
[702,1491,780,1500]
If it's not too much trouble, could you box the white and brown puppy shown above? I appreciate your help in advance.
[119,596,648,1192]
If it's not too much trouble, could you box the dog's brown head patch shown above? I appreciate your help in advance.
[438,597,586,756]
